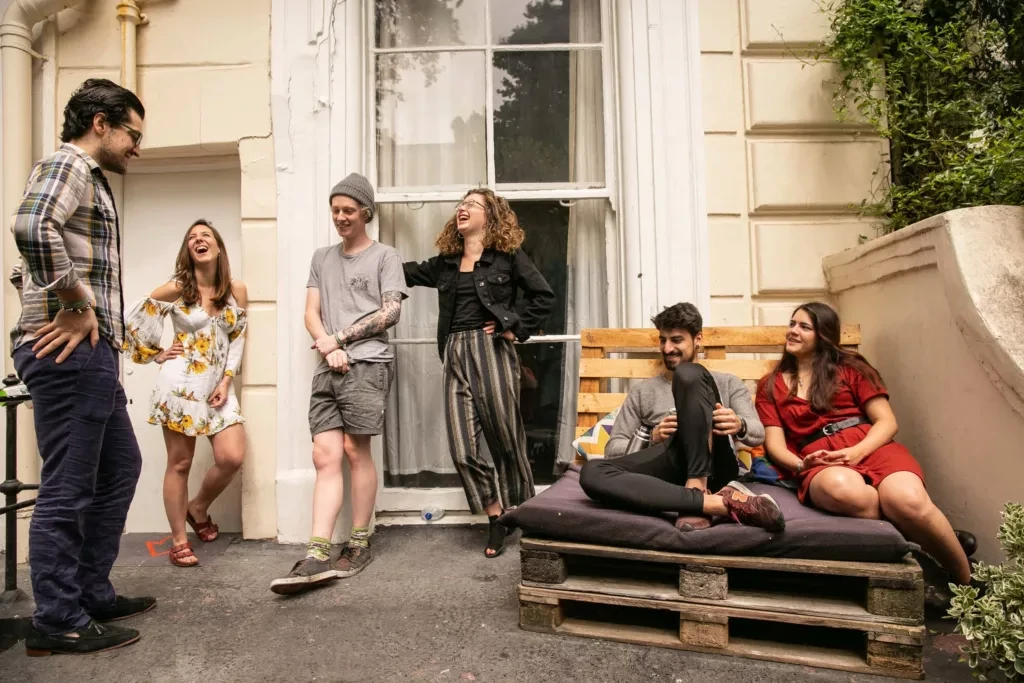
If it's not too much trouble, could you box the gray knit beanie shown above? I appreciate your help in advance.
[329,173,376,220]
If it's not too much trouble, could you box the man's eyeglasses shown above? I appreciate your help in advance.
[119,123,143,147]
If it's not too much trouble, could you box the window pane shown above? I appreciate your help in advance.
[511,200,609,483]
[491,0,601,45]
[378,199,610,487]
[377,52,487,188]
[376,0,486,48]
[493,50,604,184]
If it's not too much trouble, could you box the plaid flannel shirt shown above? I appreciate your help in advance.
[9,143,124,352]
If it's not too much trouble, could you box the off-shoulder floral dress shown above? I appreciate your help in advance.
[123,296,247,437]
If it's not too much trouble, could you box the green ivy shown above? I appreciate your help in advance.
[820,0,1024,232]
[948,502,1024,681]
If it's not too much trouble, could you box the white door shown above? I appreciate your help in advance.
[120,164,243,533]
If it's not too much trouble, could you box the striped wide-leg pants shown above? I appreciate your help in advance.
[443,330,536,514]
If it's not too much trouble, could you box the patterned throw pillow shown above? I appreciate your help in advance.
[572,408,620,460]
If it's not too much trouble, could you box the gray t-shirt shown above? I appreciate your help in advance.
[307,241,408,374]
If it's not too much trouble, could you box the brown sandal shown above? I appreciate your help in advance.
[186,511,219,542]
[169,542,199,567]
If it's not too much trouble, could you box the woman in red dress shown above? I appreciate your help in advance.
[755,302,971,585]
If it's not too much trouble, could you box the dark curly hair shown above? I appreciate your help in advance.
[651,303,703,338]
[60,78,145,143]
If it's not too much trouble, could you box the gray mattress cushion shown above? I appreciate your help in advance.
[499,466,916,562]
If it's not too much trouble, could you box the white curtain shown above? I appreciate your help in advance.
[554,0,609,471]
[377,0,609,484]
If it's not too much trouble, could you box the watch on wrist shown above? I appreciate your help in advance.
[795,459,805,473]
[334,333,346,349]
[737,416,747,438]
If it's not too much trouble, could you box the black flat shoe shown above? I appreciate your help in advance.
[88,595,157,622]
[25,620,140,657]
[955,529,977,558]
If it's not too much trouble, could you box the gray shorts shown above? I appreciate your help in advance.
[308,361,395,438]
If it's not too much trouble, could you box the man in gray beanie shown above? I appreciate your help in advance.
[329,172,376,220]
[271,172,408,595]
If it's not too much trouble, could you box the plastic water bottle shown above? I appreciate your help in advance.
[421,505,445,522]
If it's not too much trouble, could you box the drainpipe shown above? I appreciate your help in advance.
[1,0,81,564]
[116,1,147,91]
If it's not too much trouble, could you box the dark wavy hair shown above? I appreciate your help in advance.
[652,302,703,338]
[763,302,883,413]
[174,220,233,310]
[60,78,145,143]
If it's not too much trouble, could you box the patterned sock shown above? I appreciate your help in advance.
[349,526,370,549]
[305,536,332,562]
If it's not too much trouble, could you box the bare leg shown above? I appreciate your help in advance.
[343,433,377,529]
[878,472,972,584]
[162,428,198,554]
[188,423,245,522]
[310,429,346,541]
[808,466,882,519]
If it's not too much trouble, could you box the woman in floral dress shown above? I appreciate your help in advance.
[124,220,248,567]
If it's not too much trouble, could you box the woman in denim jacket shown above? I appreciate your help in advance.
[404,189,554,557]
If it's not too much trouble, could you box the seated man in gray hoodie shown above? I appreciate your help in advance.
[580,303,784,532]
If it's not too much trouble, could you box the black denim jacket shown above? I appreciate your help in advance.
[403,248,556,359]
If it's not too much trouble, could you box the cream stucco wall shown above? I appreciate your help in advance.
[699,0,885,327]
[38,0,277,539]
[824,207,1024,564]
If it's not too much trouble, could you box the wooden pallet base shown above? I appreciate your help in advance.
[517,538,926,679]
[520,538,925,623]
[520,585,924,679]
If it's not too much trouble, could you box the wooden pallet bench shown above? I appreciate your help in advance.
[524,326,928,678]
[519,538,925,679]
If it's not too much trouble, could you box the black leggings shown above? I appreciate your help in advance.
[579,363,738,515]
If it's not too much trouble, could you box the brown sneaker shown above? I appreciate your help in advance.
[718,481,786,532]
[675,515,711,532]
[269,556,337,595]
[333,544,373,578]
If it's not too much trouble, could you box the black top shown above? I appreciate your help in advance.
[449,270,492,333]
[403,248,556,359]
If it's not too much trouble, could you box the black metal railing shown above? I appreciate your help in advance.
[0,374,34,602]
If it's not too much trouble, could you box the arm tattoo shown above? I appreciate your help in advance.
[340,291,403,344]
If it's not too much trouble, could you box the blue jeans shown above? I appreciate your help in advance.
[14,341,142,634]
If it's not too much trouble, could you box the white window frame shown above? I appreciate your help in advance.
[365,0,619,206]
[365,0,622,517]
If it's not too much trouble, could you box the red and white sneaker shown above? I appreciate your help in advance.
[718,481,786,532]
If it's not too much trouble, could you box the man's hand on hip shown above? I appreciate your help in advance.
[31,308,100,363]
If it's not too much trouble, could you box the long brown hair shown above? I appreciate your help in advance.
[435,188,525,256]
[174,219,232,309]
[764,302,883,413]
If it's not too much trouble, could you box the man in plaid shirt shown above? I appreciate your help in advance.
[10,79,153,656]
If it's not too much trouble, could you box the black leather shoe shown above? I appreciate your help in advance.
[25,620,140,656]
[955,529,977,558]
[88,595,157,622]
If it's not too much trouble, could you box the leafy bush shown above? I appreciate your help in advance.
[821,0,1024,231]
[948,502,1024,681]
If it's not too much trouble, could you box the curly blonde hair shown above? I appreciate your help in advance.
[435,188,525,255]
